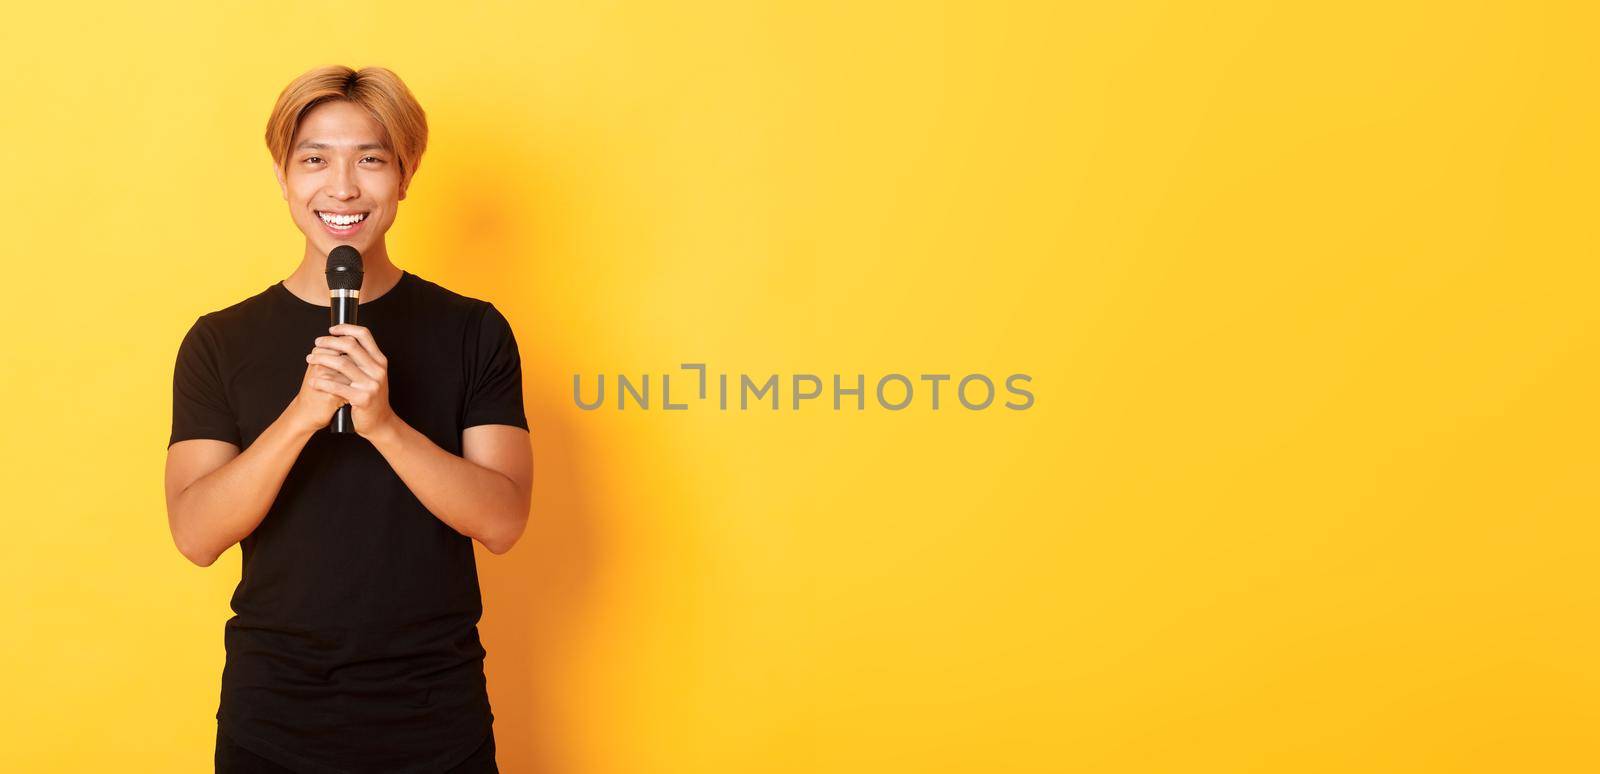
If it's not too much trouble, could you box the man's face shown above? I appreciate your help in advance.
[275,99,406,256]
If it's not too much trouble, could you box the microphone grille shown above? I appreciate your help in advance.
[326,246,364,291]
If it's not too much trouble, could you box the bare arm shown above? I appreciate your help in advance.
[306,322,533,554]
[164,360,350,567]
[164,415,312,566]
[365,420,533,554]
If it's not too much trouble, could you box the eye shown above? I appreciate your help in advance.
[304,156,323,164]
[361,156,384,164]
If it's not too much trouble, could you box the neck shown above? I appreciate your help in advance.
[284,238,402,303]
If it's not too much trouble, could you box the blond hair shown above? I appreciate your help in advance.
[265,65,428,188]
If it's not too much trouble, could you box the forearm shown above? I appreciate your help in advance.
[365,417,526,553]
[172,412,314,566]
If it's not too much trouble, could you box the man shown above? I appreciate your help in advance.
[164,65,531,773]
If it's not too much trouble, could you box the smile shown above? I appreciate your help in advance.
[317,210,369,234]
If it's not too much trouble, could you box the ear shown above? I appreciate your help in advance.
[398,174,409,202]
[273,161,287,200]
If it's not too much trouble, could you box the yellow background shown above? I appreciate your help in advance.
[2,1,1596,771]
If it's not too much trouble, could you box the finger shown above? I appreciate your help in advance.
[308,348,362,380]
[311,378,362,404]
[307,353,374,388]
[328,324,387,368]
[311,364,352,385]
[308,354,369,387]
[314,334,384,379]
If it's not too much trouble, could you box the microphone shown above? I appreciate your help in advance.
[325,245,363,434]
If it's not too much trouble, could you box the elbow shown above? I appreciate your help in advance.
[483,533,515,555]
[483,526,521,555]
[483,504,530,556]
[170,514,220,567]
[168,495,218,567]
[175,535,220,567]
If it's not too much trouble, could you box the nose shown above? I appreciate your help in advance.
[328,163,360,200]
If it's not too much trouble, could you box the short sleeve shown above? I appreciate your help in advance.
[462,302,529,431]
[169,315,241,448]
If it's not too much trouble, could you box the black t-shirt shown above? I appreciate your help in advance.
[168,269,528,774]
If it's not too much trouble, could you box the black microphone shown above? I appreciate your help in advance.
[326,245,363,434]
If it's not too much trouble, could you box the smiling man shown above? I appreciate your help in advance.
[163,65,531,773]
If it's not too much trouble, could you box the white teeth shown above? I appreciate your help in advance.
[318,211,367,227]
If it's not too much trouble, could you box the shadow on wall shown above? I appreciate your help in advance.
[422,107,599,774]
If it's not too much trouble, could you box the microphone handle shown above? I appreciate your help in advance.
[328,293,359,433]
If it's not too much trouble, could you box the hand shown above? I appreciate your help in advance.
[288,349,353,435]
[305,323,396,439]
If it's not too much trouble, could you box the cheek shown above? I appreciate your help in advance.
[286,190,312,212]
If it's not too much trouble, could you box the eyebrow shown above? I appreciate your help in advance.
[295,141,388,151]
